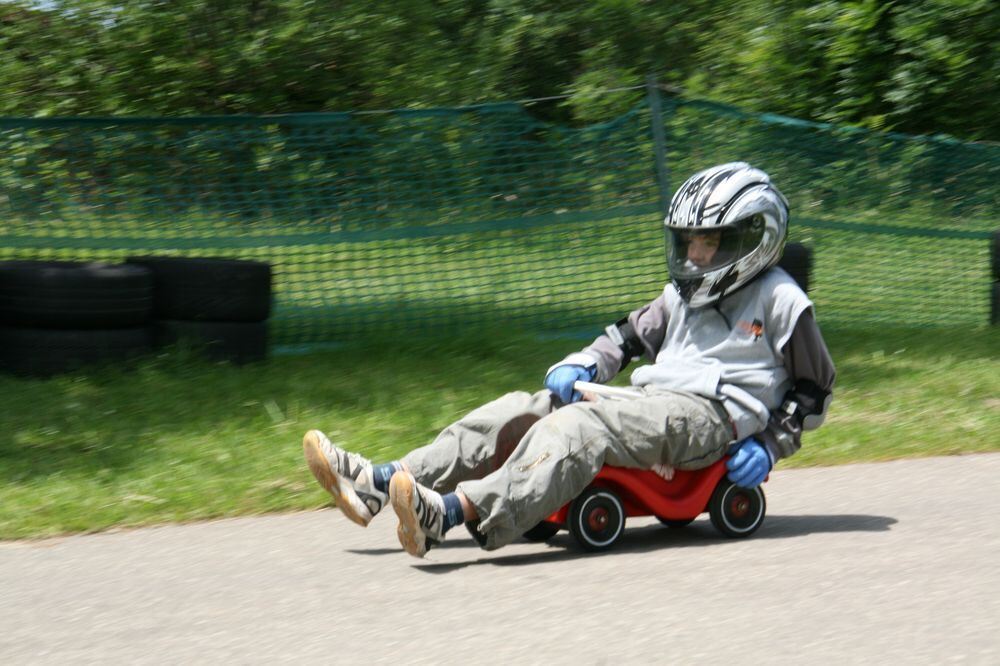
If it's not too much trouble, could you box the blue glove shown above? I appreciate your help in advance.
[726,437,773,489]
[544,365,595,404]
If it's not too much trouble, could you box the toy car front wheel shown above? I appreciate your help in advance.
[708,481,766,538]
[568,486,625,551]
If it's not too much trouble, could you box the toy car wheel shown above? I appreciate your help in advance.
[522,522,561,542]
[657,517,695,528]
[568,486,625,551]
[708,481,766,538]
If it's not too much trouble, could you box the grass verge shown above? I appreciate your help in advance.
[0,326,997,539]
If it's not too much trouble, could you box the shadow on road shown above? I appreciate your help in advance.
[346,513,897,573]
[757,513,897,538]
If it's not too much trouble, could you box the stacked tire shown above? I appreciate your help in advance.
[0,260,155,376]
[126,256,272,363]
[992,231,1000,326]
[777,242,812,294]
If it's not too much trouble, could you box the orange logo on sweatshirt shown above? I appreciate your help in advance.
[738,318,764,340]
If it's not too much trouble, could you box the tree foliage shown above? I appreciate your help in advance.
[0,0,996,139]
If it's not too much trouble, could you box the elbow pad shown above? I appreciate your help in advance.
[780,379,832,431]
[605,316,645,373]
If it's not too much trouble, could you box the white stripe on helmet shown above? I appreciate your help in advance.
[666,162,773,229]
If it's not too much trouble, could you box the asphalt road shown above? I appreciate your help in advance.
[3,453,999,664]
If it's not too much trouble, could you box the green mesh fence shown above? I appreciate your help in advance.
[0,91,996,350]
[663,97,997,328]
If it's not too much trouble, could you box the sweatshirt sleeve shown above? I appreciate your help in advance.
[759,308,836,461]
[547,292,671,384]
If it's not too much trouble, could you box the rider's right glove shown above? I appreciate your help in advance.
[544,365,595,404]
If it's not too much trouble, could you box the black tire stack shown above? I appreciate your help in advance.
[0,256,271,376]
[777,242,812,294]
[126,256,272,363]
[0,260,155,376]
[992,231,1000,326]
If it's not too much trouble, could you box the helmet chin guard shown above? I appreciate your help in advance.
[664,162,789,308]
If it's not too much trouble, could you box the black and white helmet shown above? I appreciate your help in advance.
[664,162,789,308]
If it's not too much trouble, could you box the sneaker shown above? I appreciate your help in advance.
[302,429,387,527]
[389,471,446,558]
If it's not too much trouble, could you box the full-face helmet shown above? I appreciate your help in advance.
[665,162,789,307]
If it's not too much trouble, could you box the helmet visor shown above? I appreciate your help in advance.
[666,215,765,279]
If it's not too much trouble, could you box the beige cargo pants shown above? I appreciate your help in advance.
[401,388,734,550]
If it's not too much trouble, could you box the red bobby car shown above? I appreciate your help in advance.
[525,458,767,551]
[468,382,769,551]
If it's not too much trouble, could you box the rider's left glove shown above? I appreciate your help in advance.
[725,437,772,489]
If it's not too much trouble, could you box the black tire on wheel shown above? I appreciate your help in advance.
[154,319,267,363]
[0,260,153,329]
[777,243,812,293]
[0,325,153,377]
[657,517,696,528]
[126,256,272,322]
[708,481,766,538]
[568,486,626,551]
[522,521,561,542]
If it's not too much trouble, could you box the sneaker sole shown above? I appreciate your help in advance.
[389,472,427,558]
[302,431,372,528]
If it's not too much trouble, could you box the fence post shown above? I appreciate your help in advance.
[645,75,670,219]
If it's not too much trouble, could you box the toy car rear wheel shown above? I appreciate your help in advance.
[708,481,766,538]
[657,517,695,528]
[568,486,625,551]
[522,522,561,542]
